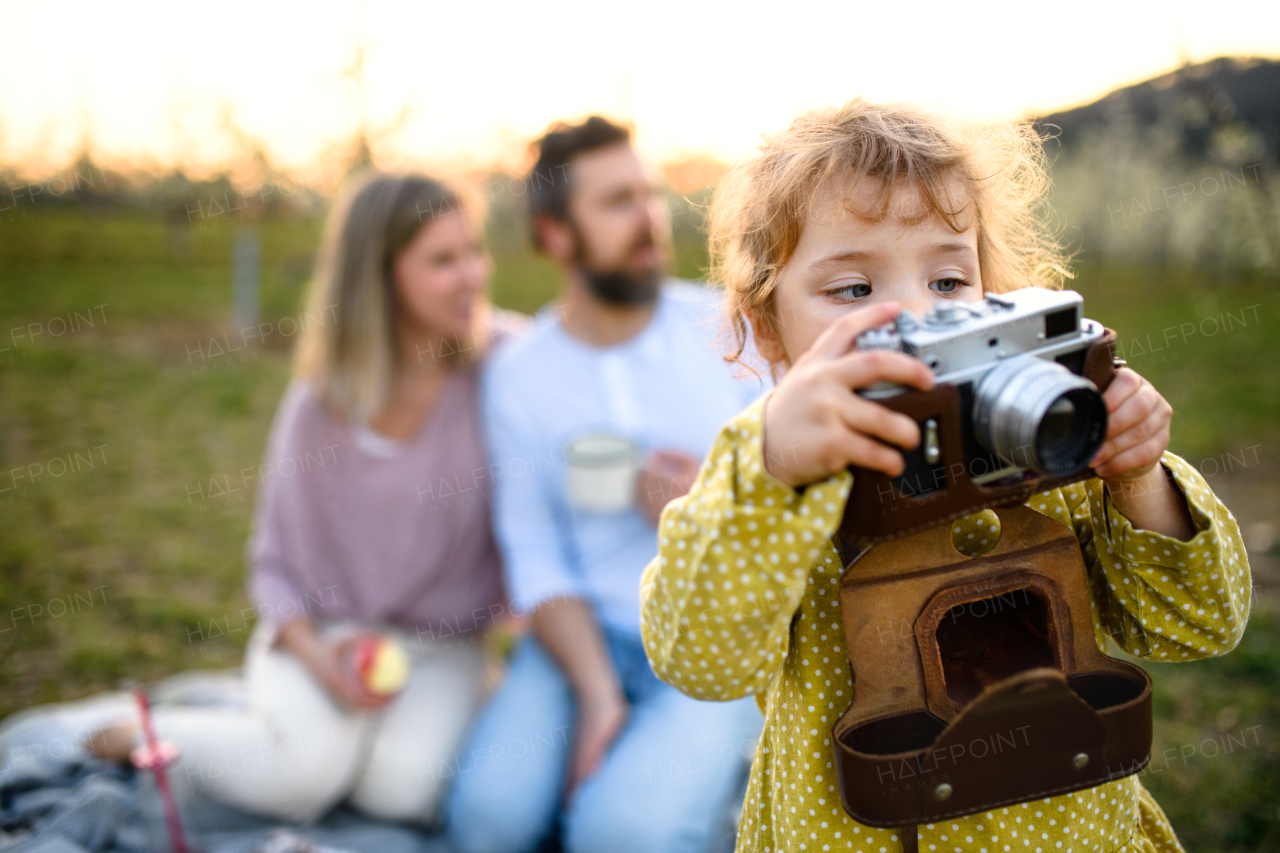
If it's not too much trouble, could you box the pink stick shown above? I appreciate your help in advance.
[134,688,190,853]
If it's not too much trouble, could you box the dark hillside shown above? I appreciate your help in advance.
[1036,56,1280,158]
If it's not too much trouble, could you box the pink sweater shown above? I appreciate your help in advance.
[247,359,506,641]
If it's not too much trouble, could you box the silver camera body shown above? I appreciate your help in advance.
[857,288,1108,486]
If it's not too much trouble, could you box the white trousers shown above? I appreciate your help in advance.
[152,622,488,827]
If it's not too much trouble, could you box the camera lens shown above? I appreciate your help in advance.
[973,357,1108,477]
[1039,397,1077,447]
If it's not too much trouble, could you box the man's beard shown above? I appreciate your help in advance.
[572,224,664,307]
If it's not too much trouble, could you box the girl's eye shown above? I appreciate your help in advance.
[829,281,872,301]
[930,277,968,294]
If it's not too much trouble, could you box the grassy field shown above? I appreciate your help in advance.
[1,208,1277,850]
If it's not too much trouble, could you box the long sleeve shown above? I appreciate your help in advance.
[246,384,308,619]
[482,362,583,613]
[640,394,852,701]
[1057,452,1252,661]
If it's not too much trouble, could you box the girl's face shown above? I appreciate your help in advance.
[392,209,491,346]
[766,179,984,365]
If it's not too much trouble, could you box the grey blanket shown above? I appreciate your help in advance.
[0,672,451,853]
[1,672,737,853]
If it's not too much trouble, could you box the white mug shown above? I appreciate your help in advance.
[566,433,641,513]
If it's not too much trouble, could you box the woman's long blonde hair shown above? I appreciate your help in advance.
[295,172,479,422]
[709,98,1073,368]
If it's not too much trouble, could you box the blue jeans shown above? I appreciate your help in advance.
[444,628,762,853]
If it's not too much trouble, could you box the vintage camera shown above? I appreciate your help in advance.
[840,287,1120,542]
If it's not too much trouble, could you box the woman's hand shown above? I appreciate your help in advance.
[323,635,398,712]
[763,301,936,489]
[277,620,393,713]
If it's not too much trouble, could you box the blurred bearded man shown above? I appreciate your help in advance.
[444,117,765,853]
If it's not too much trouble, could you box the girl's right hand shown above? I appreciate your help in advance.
[762,301,936,489]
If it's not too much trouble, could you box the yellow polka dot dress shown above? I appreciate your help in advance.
[640,395,1252,853]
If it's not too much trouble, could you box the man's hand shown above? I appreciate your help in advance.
[530,598,628,797]
[566,689,629,795]
[636,449,702,526]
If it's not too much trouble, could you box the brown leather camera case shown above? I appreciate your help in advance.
[831,503,1152,828]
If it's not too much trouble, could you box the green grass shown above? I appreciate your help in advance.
[0,208,712,713]
[1137,606,1280,850]
[0,208,1276,850]
[1072,265,1280,458]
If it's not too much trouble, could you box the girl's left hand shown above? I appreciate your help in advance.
[1089,367,1173,483]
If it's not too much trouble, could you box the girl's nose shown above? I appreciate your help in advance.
[898,296,933,318]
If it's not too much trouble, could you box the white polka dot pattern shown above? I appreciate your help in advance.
[639,396,1251,853]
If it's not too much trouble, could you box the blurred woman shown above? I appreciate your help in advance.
[94,173,517,827]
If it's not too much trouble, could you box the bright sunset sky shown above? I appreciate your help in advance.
[4,0,1279,177]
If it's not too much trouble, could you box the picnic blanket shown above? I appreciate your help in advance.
[1,670,742,853]
[0,670,449,853]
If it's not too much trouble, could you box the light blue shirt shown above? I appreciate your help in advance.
[482,281,768,635]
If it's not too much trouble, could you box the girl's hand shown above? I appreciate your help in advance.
[1089,367,1173,483]
[762,301,936,489]
[1088,367,1195,540]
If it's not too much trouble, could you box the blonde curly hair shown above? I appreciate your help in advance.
[710,98,1072,368]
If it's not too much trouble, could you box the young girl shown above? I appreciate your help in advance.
[639,100,1251,853]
